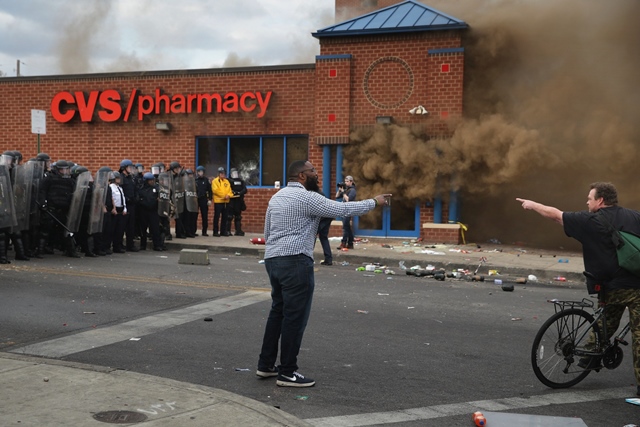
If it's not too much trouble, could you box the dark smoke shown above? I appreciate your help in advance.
[344,0,640,248]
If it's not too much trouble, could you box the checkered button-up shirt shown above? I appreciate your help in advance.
[264,182,376,259]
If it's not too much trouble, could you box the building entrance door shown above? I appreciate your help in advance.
[354,199,420,238]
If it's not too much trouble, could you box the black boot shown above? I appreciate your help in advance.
[0,234,10,264]
[84,236,98,257]
[65,237,81,258]
[13,236,30,261]
[234,218,244,236]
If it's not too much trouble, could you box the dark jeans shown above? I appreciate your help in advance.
[342,216,354,245]
[318,217,333,263]
[213,203,228,235]
[197,197,209,234]
[258,254,315,376]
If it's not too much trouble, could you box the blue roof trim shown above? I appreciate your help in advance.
[313,0,467,38]
[316,54,353,60]
[428,47,464,54]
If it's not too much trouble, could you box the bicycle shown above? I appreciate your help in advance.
[531,275,631,388]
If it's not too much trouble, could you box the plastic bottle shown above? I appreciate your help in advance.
[472,411,486,426]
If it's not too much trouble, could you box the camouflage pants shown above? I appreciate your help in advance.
[594,288,640,385]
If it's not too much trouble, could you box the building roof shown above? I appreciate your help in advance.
[313,0,467,38]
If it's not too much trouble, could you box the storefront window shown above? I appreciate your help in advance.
[196,135,308,186]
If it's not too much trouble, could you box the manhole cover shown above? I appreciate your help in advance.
[92,410,148,424]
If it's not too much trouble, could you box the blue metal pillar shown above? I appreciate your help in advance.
[448,190,459,223]
[335,145,344,185]
[322,145,331,198]
[433,197,442,223]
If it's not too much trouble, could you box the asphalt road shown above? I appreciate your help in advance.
[1,250,638,426]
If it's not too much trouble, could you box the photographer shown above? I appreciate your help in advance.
[335,175,356,250]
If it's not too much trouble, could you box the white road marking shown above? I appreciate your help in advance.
[304,387,629,426]
[10,291,269,358]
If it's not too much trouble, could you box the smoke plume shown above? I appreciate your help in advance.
[345,0,640,248]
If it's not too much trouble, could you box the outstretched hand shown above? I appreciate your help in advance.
[374,194,392,206]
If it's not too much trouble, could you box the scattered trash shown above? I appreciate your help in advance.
[365,264,376,271]
[43,377,49,382]
[83,312,96,315]
[527,274,538,281]
[374,269,383,274]
[554,276,567,282]
[357,310,369,314]
[221,257,229,260]
[129,338,141,341]
[294,396,309,401]
[399,261,407,270]
[258,260,265,264]
[356,266,365,271]
[558,258,569,263]
[421,249,445,255]
[234,368,251,372]
[341,261,350,266]
[472,411,487,426]
[407,307,415,309]
[235,252,242,256]
[511,317,522,321]
[377,293,389,296]
[488,269,499,276]
[250,238,266,245]
[386,277,393,280]
[488,238,501,244]
[381,244,392,248]
[625,399,640,407]
[502,284,514,292]
[384,269,395,275]
[204,317,213,322]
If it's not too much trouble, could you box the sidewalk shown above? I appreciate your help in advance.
[167,232,586,284]
[0,352,312,427]
[0,233,586,426]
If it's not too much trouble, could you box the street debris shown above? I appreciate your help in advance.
[204,317,213,321]
[294,396,309,401]
[357,310,369,314]
[511,317,522,321]
[129,338,141,341]
[234,368,251,372]
[83,312,96,315]
[554,276,567,282]
[377,293,389,296]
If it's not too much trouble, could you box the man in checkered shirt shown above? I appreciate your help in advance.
[257,160,390,387]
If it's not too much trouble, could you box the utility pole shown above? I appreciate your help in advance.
[16,59,25,76]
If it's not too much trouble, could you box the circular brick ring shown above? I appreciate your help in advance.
[363,57,414,109]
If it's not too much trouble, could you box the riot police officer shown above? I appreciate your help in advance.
[169,161,187,238]
[119,159,139,252]
[137,172,163,251]
[38,160,78,257]
[195,166,212,236]
[227,168,247,236]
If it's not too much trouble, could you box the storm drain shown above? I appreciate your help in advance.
[92,410,148,424]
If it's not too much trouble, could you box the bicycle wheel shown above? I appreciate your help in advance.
[531,308,601,388]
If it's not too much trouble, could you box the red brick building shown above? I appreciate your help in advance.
[0,0,467,243]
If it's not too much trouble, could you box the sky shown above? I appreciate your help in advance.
[0,0,335,77]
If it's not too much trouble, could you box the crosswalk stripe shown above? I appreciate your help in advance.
[10,291,269,358]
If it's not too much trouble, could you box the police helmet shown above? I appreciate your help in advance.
[196,166,205,172]
[135,163,143,168]
[169,161,181,170]
[73,166,89,176]
[120,159,134,168]
[217,167,225,173]
[143,172,155,180]
[36,153,51,162]
[98,166,112,173]
[185,169,193,175]
[109,171,121,181]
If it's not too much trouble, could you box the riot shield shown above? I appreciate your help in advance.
[183,174,198,213]
[11,163,34,232]
[0,165,17,229]
[157,172,171,218]
[173,174,185,217]
[66,171,91,233]
[29,160,45,227]
[87,169,110,235]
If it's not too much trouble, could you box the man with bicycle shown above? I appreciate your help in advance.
[517,182,640,396]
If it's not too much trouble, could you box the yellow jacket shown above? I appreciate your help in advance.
[211,177,233,203]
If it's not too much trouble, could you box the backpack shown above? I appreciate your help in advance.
[599,211,640,278]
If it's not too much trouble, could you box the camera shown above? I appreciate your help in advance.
[337,182,346,190]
